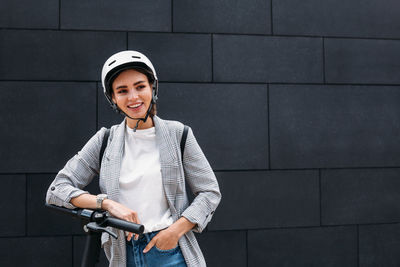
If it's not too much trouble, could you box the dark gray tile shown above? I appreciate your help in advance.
[174,0,271,34]
[274,0,400,39]
[74,236,109,267]
[209,170,319,230]
[61,0,170,31]
[128,33,212,82]
[0,236,72,267]
[213,35,323,83]
[27,174,84,235]
[158,83,268,170]
[270,84,400,169]
[359,223,400,267]
[321,169,400,225]
[196,231,247,267]
[0,82,96,172]
[0,0,58,29]
[0,30,126,80]
[0,175,25,236]
[248,226,357,267]
[325,38,400,84]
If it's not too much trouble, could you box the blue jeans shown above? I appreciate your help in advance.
[126,230,187,267]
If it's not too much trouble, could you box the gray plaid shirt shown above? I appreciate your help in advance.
[46,116,221,267]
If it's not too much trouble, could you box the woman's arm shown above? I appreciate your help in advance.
[46,128,107,209]
[180,127,222,233]
[70,193,139,223]
[70,193,141,240]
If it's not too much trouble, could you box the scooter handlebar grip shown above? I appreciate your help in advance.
[103,217,144,234]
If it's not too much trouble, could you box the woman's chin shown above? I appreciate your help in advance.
[124,109,144,118]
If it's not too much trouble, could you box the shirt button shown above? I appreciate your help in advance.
[51,186,55,191]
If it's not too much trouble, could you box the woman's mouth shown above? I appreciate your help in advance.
[127,103,143,110]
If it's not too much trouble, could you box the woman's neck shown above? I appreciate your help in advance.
[126,116,154,130]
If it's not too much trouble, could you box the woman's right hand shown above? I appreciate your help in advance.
[102,199,141,241]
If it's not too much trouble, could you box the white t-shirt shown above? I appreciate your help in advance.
[118,125,173,233]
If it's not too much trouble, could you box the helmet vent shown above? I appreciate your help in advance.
[132,56,141,59]
[108,60,116,66]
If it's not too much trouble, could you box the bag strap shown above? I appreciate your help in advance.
[180,125,189,158]
[99,128,110,168]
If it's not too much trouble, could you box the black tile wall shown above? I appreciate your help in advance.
[61,0,171,31]
[73,236,109,267]
[2,1,400,266]
[325,38,400,84]
[248,226,358,267]
[210,170,319,230]
[196,231,247,267]
[213,35,323,83]
[270,84,400,169]
[27,174,83,235]
[0,237,72,267]
[128,33,212,82]
[273,0,400,39]
[321,168,400,225]
[0,175,25,236]
[0,82,96,172]
[0,0,58,29]
[359,223,400,267]
[174,0,271,34]
[159,83,268,170]
[0,30,126,80]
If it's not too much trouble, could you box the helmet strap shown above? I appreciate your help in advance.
[116,101,153,132]
[112,84,157,132]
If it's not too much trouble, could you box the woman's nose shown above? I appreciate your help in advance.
[127,90,138,100]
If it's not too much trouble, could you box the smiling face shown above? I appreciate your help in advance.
[111,68,154,129]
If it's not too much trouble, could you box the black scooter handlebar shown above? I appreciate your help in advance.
[103,217,144,234]
[45,203,144,234]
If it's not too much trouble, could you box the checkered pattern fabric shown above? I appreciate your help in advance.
[46,116,221,267]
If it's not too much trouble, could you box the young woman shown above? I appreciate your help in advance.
[46,51,221,267]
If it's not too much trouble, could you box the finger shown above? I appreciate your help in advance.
[143,237,156,253]
[127,232,133,241]
[133,216,141,241]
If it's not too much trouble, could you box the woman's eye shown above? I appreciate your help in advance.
[117,89,127,94]
[137,85,145,90]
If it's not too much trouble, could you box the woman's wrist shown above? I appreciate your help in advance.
[169,217,196,239]
[101,198,112,211]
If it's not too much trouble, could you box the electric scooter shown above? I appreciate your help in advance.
[45,203,144,267]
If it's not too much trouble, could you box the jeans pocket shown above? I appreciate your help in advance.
[154,244,179,253]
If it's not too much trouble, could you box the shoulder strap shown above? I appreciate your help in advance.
[180,125,189,159]
[99,129,110,168]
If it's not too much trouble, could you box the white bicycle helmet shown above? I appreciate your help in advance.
[101,50,159,111]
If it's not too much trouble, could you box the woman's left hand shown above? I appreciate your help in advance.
[143,217,195,253]
[143,228,179,252]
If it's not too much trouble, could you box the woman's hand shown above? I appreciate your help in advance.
[143,228,179,252]
[143,217,195,253]
[102,199,141,241]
